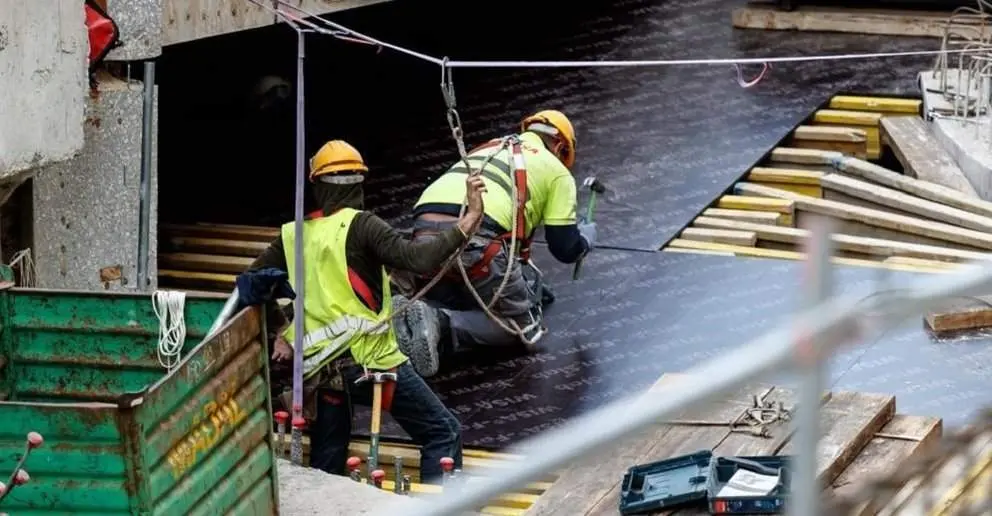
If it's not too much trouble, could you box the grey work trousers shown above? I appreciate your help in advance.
[412,219,538,349]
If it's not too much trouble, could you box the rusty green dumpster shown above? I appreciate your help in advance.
[0,277,279,514]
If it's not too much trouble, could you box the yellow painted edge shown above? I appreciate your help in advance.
[883,256,963,270]
[748,167,823,185]
[662,247,734,256]
[927,447,992,515]
[702,208,786,226]
[348,439,522,462]
[829,95,922,114]
[752,182,822,198]
[664,239,952,273]
[812,109,883,126]
[716,195,795,215]
[794,125,868,142]
[481,507,527,516]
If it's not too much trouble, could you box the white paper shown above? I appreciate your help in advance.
[716,469,780,498]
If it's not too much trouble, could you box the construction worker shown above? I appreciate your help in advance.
[399,109,597,377]
[244,139,488,484]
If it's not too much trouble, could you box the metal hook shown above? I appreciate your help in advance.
[440,57,457,110]
[733,62,771,88]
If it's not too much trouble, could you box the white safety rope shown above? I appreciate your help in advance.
[152,290,187,371]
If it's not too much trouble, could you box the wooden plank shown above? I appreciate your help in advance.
[701,208,785,226]
[791,138,867,160]
[731,5,959,39]
[925,296,992,333]
[884,256,963,271]
[680,227,757,247]
[753,182,822,198]
[692,216,992,263]
[794,125,867,143]
[880,116,979,197]
[833,157,992,219]
[781,391,896,486]
[663,247,735,257]
[735,182,992,250]
[529,375,773,516]
[831,415,943,515]
[714,195,795,215]
[160,223,279,242]
[748,167,824,185]
[813,109,884,128]
[819,173,992,233]
[770,147,843,166]
[664,239,953,274]
[829,95,923,115]
[164,236,269,257]
[158,269,237,290]
[159,253,254,275]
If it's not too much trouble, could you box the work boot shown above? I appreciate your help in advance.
[392,295,444,377]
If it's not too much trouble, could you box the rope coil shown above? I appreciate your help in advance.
[153,290,187,371]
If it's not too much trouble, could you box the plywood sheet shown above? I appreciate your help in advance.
[732,4,962,39]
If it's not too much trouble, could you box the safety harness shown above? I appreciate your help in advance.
[306,208,379,312]
[449,137,531,281]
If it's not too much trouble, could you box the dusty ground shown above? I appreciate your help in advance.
[277,459,427,515]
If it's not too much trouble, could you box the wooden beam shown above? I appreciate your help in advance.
[692,216,992,263]
[663,239,953,274]
[164,236,269,257]
[159,253,254,275]
[770,147,843,166]
[925,296,992,333]
[830,415,943,515]
[735,182,992,250]
[811,109,883,159]
[748,167,823,185]
[715,195,795,215]
[819,173,992,232]
[679,227,757,247]
[880,116,978,197]
[833,157,992,220]
[701,208,785,226]
[158,269,237,290]
[794,125,867,143]
[781,391,896,485]
[160,223,279,242]
[731,5,959,39]
[829,95,922,115]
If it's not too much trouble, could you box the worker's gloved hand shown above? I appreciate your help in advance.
[236,267,297,309]
[577,219,597,250]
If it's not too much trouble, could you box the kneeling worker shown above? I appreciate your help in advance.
[247,139,488,483]
[400,109,597,376]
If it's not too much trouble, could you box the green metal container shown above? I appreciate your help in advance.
[0,275,279,515]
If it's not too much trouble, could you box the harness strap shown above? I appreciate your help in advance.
[305,208,380,312]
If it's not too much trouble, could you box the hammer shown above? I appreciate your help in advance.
[573,177,606,280]
[354,369,398,473]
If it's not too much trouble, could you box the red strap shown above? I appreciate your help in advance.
[511,143,532,261]
[306,208,324,220]
[348,268,379,313]
[381,371,397,412]
[468,138,503,154]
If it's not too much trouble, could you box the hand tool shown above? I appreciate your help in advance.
[347,456,363,482]
[440,457,455,486]
[274,411,289,458]
[572,177,606,281]
[393,456,404,494]
[354,369,398,472]
[370,469,385,489]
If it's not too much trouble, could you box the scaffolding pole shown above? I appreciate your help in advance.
[290,27,307,466]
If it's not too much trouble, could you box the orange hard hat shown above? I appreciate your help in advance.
[520,109,577,169]
[309,140,368,183]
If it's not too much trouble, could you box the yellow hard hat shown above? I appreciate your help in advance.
[520,109,577,169]
[309,140,369,183]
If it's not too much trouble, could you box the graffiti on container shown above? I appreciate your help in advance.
[166,383,247,479]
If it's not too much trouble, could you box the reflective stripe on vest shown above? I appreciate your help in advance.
[281,208,404,377]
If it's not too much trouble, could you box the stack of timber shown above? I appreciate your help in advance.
[731,2,981,39]
[158,222,279,293]
[664,94,992,274]
[276,437,555,515]
[525,372,945,516]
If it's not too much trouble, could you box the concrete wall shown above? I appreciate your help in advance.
[0,0,87,180]
[33,76,158,291]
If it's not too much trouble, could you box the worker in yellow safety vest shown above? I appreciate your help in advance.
[399,109,597,377]
[246,139,488,483]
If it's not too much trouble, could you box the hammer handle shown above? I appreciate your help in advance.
[371,382,382,435]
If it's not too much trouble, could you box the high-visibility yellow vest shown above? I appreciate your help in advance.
[280,208,407,376]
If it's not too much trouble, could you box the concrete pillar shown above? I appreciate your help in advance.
[33,75,159,291]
